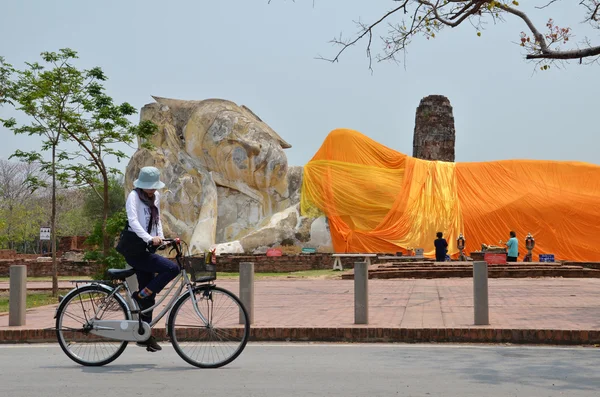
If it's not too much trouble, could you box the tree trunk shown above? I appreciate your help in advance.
[51,145,58,297]
[102,174,109,258]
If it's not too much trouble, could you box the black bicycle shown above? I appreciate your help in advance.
[54,238,250,368]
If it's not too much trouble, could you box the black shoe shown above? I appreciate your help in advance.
[137,335,162,352]
[132,291,143,306]
[133,291,155,327]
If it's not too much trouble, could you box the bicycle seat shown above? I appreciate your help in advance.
[107,268,137,280]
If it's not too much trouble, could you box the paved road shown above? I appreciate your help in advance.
[0,343,598,396]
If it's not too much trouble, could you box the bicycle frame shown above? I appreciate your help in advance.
[67,240,212,341]
[119,268,207,328]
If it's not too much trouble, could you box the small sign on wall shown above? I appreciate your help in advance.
[539,254,555,262]
[40,227,51,241]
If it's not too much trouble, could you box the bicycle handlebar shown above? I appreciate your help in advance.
[147,238,183,254]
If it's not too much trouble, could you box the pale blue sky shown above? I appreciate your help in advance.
[1,0,598,170]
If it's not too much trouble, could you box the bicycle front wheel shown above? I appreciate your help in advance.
[55,285,130,366]
[168,286,250,368]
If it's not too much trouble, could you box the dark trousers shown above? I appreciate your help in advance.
[124,252,179,322]
[507,256,517,262]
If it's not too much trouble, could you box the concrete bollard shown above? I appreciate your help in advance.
[354,261,369,324]
[473,261,489,325]
[239,262,254,325]
[9,265,27,326]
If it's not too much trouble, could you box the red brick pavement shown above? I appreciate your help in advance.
[1,278,600,344]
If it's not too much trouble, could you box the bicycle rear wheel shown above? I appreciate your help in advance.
[55,285,130,366]
[168,285,250,368]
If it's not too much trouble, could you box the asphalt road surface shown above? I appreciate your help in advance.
[0,343,598,396]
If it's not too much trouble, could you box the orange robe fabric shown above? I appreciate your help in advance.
[300,129,600,261]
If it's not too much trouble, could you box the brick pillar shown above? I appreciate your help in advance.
[412,95,456,162]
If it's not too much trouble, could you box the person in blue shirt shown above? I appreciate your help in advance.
[434,232,449,262]
[506,231,519,262]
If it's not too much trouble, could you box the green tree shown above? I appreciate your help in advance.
[1,51,74,295]
[82,176,127,279]
[8,201,46,253]
[55,187,93,238]
[83,176,125,221]
[0,49,156,295]
[0,56,11,106]
[0,159,47,251]
[84,209,128,280]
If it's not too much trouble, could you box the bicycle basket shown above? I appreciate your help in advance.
[184,253,217,283]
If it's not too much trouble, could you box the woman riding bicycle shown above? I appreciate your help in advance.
[123,166,179,352]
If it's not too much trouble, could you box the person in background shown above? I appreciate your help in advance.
[434,232,448,262]
[506,231,519,262]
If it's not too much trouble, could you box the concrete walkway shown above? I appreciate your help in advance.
[1,278,600,344]
[0,281,77,291]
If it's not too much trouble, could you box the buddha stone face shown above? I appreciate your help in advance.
[183,105,289,192]
[141,97,290,195]
[125,97,295,252]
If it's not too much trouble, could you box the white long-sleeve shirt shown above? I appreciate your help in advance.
[125,190,164,243]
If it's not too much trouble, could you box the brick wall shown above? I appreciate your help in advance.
[179,254,365,273]
[0,250,44,260]
[0,250,18,260]
[0,235,90,261]
[2,255,599,278]
[571,262,600,271]
[213,253,411,272]
[58,236,91,252]
[214,254,343,272]
[0,251,419,277]
[0,259,98,277]
[0,254,380,277]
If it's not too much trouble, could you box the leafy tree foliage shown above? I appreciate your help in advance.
[1,49,156,294]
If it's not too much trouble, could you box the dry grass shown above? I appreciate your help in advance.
[271,245,334,254]
[271,245,302,255]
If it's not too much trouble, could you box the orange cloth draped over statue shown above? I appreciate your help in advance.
[300,128,600,261]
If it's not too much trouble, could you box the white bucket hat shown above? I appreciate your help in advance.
[133,166,165,189]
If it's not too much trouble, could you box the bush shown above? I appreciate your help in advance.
[84,209,128,280]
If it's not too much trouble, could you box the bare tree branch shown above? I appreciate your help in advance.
[537,0,562,10]
[316,1,410,68]
[279,0,600,69]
